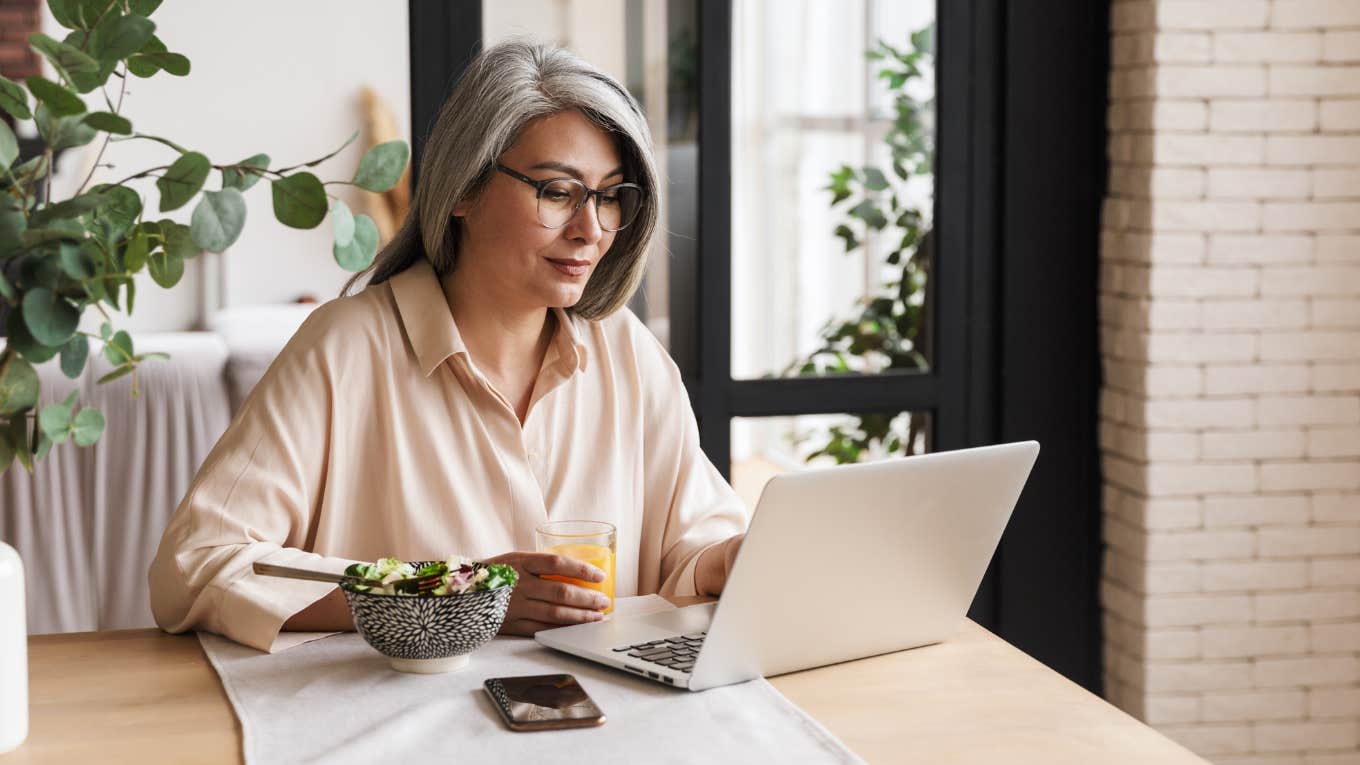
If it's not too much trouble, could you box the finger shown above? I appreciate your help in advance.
[517,577,611,611]
[519,598,607,625]
[521,553,607,583]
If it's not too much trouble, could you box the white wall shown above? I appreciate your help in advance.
[41,1,409,333]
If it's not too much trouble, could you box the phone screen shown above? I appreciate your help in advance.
[484,674,606,731]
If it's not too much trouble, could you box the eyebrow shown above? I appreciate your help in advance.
[528,161,625,182]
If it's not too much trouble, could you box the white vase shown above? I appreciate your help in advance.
[0,541,27,753]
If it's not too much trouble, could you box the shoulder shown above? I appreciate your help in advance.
[576,307,677,376]
[277,283,402,369]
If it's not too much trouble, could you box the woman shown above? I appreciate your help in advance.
[148,40,747,653]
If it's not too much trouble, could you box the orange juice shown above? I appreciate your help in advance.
[543,543,615,615]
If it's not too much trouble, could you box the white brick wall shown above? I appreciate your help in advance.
[1103,2,1360,762]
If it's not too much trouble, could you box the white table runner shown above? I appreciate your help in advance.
[199,596,863,764]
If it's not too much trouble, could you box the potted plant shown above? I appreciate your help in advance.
[787,25,935,462]
[0,0,409,474]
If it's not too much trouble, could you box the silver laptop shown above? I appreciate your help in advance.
[535,441,1040,691]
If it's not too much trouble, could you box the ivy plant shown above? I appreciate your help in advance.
[788,25,935,463]
[0,0,409,473]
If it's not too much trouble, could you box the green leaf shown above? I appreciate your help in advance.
[122,231,149,272]
[86,184,141,242]
[155,151,210,212]
[862,167,890,192]
[31,190,108,225]
[351,141,409,192]
[147,249,183,288]
[130,0,163,16]
[72,407,105,446]
[29,32,100,81]
[48,0,82,30]
[0,120,17,168]
[22,287,80,347]
[834,224,859,253]
[26,76,85,117]
[57,240,96,279]
[0,354,39,416]
[0,271,13,302]
[6,303,60,364]
[0,201,25,257]
[37,104,97,151]
[102,329,133,365]
[0,75,31,120]
[848,200,888,230]
[128,51,188,77]
[332,213,378,271]
[160,220,198,260]
[97,365,133,385]
[221,153,269,191]
[82,111,132,135]
[59,335,89,379]
[270,173,327,229]
[38,391,78,443]
[331,199,355,246]
[99,322,112,341]
[93,15,155,63]
[190,188,246,253]
[8,414,32,472]
[0,423,13,473]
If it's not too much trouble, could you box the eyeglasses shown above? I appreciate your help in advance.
[496,164,643,232]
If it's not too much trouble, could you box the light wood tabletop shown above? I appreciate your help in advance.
[12,611,1206,764]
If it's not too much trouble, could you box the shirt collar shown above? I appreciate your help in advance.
[388,258,589,378]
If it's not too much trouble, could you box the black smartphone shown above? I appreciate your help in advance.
[484,674,607,731]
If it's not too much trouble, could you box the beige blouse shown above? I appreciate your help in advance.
[148,259,748,653]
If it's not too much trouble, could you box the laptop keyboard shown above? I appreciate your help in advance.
[612,632,706,673]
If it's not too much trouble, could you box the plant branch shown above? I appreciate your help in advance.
[44,148,53,204]
[78,66,130,196]
[107,164,169,188]
[112,134,189,154]
[273,130,359,174]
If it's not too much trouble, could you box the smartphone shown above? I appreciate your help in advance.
[484,674,607,731]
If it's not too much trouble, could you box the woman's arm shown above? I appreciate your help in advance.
[632,318,750,597]
[149,304,361,652]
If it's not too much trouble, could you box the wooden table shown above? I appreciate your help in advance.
[13,614,1205,764]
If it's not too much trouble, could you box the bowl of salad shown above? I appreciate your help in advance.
[341,555,518,674]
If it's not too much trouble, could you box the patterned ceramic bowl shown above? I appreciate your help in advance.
[341,561,514,674]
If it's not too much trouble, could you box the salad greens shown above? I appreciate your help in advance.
[344,555,518,597]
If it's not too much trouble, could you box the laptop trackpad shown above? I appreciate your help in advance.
[636,602,717,634]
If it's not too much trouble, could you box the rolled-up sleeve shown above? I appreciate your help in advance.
[148,307,359,653]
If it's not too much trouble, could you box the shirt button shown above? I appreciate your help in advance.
[527,451,538,462]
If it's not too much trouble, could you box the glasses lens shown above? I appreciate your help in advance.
[537,179,586,228]
[598,185,642,232]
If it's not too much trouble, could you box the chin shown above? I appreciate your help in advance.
[540,286,586,309]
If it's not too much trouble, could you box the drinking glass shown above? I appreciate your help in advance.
[535,521,616,615]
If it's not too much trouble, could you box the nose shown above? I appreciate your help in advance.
[564,195,605,246]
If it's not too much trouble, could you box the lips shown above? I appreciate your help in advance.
[547,257,591,277]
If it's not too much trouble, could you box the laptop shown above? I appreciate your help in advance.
[535,441,1040,691]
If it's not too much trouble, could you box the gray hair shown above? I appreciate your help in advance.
[344,38,659,320]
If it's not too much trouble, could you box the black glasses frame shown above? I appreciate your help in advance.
[495,164,643,231]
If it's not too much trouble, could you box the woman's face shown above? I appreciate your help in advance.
[454,109,624,312]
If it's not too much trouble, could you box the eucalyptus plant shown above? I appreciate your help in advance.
[789,25,935,463]
[0,0,409,473]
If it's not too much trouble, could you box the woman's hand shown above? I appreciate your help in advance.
[484,551,611,636]
[695,533,745,597]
